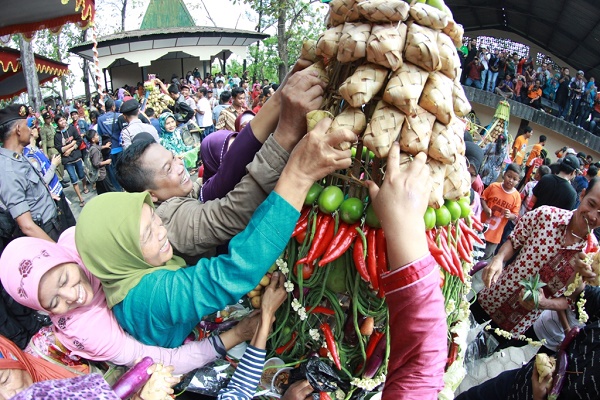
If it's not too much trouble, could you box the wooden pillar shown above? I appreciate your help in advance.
[19,35,42,110]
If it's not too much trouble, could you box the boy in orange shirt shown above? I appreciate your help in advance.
[480,163,522,260]
[511,126,533,166]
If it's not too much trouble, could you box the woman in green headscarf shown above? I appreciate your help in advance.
[74,190,298,348]
[158,112,198,169]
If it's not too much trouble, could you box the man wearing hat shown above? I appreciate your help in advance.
[39,111,68,188]
[530,153,579,210]
[0,104,64,242]
[119,99,159,149]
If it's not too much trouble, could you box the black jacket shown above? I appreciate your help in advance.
[54,125,83,164]
[0,284,42,349]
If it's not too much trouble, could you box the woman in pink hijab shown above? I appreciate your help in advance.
[0,228,254,375]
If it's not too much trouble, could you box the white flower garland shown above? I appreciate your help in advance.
[350,375,386,391]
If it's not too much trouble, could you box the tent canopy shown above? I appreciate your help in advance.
[447,0,600,78]
[0,47,69,100]
[0,0,94,37]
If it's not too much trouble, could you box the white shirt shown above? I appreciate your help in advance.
[196,97,212,128]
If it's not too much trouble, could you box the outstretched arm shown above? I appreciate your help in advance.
[367,148,447,399]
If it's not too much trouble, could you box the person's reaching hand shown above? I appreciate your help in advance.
[366,146,431,269]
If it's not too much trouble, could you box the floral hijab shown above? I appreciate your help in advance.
[157,112,197,169]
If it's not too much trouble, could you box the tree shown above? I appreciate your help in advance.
[19,35,43,110]
[96,0,131,32]
[239,0,326,83]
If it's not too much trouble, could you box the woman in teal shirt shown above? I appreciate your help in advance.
[72,120,355,348]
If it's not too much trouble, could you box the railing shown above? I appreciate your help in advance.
[462,86,600,153]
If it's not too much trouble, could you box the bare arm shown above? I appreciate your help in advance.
[15,212,54,242]
[482,238,517,287]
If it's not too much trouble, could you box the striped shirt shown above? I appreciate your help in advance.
[218,345,266,400]
[509,286,600,399]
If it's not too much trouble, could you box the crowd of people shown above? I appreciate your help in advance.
[458,123,600,399]
[1,42,600,400]
[461,39,600,134]
[0,60,449,400]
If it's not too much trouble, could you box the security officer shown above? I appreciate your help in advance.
[39,111,68,187]
[0,104,62,242]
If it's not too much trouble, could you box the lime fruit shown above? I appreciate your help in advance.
[434,205,452,227]
[340,197,364,224]
[424,207,436,230]
[365,203,381,228]
[445,200,462,222]
[458,198,472,219]
[318,186,344,213]
[304,183,324,205]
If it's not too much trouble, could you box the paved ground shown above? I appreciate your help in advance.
[62,179,98,220]
[62,184,536,397]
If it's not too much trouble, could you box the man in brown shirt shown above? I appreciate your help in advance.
[216,87,248,131]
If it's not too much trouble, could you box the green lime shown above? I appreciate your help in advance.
[445,200,462,223]
[434,205,452,227]
[339,198,364,224]
[318,186,344,213]
[424,207,436,231]
[304,183,324,205]
[458,198,472,219]
[365,203,381,228]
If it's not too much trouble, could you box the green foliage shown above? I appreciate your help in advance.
[236,0,326,82]
[519,273,547,309]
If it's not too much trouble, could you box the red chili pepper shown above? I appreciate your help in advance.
[321,323,341,370]
[292,217,308,238]
[275,332,297,355]
[459,226,474,253]
[319,222,360,266]
[366,229,379,291]
[299,206,311,221]
[469,215,484,231]
[375,229,388,272]
[427,232,443,256]
[295,228,307,244]
[297,214,334,265]
[309,306,335,315]
[320,392,332,400]
[438,229,458,277]
[449,246,464,282]
[433,250,452,275]
[586,233,598,253]
[353,231,371,283]
[364,331,384,359]
[459,219,484,245]
[456,231,473,264]
[457,239,473,264]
